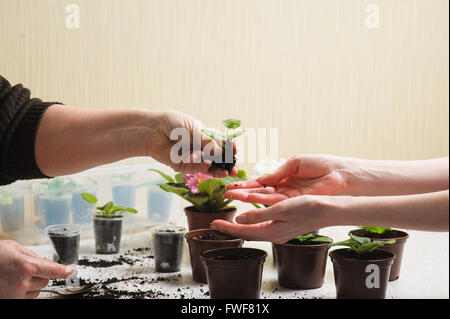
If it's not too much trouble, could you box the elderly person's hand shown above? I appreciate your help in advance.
[145,110,238,177]
[0,240,75,299]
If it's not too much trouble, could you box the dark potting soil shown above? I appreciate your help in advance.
[210,140,236,173]
[359,229,406,239]
[195,233,236,241]
[210,253,250,261]
[48,232,80,265]
[286,235,329,246]
[336,249,394,260]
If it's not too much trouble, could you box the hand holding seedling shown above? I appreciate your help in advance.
[0,240,75,298]
[145,111,239,178]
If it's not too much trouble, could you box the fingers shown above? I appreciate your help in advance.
[30,257,75,279]
[257,158,297,186]
[225,188,288,205]
[29,277,50,291]
[25,291,42,299]
[234,205,289,224]
[226,179,263,190]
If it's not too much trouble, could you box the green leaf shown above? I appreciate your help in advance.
[174,173,186,183]
[148,169,174,183]
[227,130,246,140]
[295,233,315,242]
[103,201,114,214]
[360,226,392,234]
[126,207,138,214]
[159,183,190,196]
[197,179,226,199]
[81,192,98,204]
[310,236,332,243]
[222,119,242,129]
[201,129,226,141]
[350,234,371,245]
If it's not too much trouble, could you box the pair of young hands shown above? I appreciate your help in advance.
[211,155,351,243]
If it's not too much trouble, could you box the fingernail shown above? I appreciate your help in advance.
[65,265,76,275]
[236,215,248,224]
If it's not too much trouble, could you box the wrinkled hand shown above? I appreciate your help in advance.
[224,154,349,205]
[0,240,75,299]
[211,195,336,243]
[146,110,237,177]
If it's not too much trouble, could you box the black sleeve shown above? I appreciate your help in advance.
[0,75,60,186]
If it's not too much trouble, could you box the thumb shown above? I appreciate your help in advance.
[31,257,76,279]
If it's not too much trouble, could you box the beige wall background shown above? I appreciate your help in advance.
[1,0,448,172]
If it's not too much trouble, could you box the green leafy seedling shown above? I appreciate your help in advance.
[330,234,395,254]
[202,119,247,143]
[360,226,392,235]
[295,233,332,243]
[81,193,138,216]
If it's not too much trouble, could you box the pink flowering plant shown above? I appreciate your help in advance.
[148,169,247,212]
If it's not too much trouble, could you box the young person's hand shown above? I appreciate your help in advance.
[225,155,449,204]
[212,195,336,243]
[0,240,75,299]
[224,154,348,205]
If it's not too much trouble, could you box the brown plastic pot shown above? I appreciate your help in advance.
[330,248,395,299]
[349,229,408,281]
[184,206,236,231]
[185,229,244,283]
[201,247,267,299]
[272,235,331,289]
[272,230,320,265]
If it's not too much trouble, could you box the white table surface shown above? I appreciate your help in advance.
[30,225,449,299]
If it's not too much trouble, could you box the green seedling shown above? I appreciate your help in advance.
[202,119,247,144]
[294,233,332,243]
[360,226,392,234]
[330,234,395,254]
[81,192,138,216]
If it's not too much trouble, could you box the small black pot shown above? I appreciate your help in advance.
[93,215,123,254]
[46,224,80,265]
[151,225,186,272]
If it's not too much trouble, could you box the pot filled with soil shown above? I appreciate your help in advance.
[81,192,138,254]
[273,233,332,289]
[46,224,80,265]
[271,229,320,265]
[329,234,396,299]
[201,247,267,299]
[93,215,123,254]
[185,229,244,283]
[184,206,236,231]
[349,227,409,281]
[151,225,186,272]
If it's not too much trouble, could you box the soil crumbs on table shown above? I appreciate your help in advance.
[49,247,199,299]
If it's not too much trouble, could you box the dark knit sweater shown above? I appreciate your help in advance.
[0,75,56,186]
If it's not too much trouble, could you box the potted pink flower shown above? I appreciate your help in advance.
[149,169,247,230]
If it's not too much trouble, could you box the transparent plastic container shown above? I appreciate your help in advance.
[0,162,181,245]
